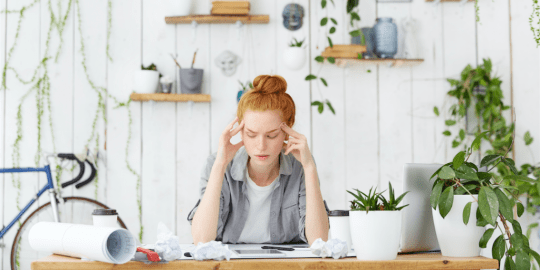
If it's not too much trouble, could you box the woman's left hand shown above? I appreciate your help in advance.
[280,123,315,168]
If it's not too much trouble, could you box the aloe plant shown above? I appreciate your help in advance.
[347,183,408,213]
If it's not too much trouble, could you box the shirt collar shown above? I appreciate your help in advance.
[230,146,293,181]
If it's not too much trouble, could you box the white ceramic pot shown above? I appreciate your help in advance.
[432,195,485,257]
[133,70,159,94]
[167,0,192,16]
[282,46,306,70]
[349,210,402,260]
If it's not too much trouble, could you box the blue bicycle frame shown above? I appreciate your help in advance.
[0,165,59,240]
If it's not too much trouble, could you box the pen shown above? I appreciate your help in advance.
[261,246,295,251]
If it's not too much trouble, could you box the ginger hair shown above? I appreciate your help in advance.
[236,75,296,130]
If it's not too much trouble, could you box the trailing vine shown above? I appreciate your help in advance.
[530,0,540,47]
[2,0,143,243]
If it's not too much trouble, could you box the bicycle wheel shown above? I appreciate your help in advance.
[10,196,128,270]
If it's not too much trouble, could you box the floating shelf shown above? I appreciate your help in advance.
[130,93,211,102]
[329,58,424,68]
[165,15,269,24]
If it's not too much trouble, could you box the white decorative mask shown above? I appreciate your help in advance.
[215,50,242,77]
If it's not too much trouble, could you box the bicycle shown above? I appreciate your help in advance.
[0,152,128,270]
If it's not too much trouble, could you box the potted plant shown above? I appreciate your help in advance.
[237,80,252,103]
[347,182,408,260]
[430,132,540,268]
[283,38,306,70]
[134,63,160,94]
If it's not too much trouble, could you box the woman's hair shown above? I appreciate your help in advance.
[237,75,296,128]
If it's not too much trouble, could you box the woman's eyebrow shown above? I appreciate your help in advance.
[246,128,279,134]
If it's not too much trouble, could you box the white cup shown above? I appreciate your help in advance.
[328,210,353,252]
[92,209,118,228]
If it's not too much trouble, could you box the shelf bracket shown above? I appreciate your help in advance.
[191,21,199,42]
[235,20,244,40]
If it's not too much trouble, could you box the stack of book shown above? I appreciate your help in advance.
[321,45,367,58]
[211,1,250,15]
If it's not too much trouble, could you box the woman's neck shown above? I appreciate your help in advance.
[247,155,280,186]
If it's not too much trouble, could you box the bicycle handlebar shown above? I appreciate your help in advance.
[57,153,96,189]
[75,160,96,189]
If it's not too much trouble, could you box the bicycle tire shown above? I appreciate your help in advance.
[10,196,128,270]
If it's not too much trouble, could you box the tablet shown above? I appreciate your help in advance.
[233,249,285,257]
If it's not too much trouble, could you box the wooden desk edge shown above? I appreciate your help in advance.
[32,254,499,270]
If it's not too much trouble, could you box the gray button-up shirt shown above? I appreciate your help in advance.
[187,146,330,244]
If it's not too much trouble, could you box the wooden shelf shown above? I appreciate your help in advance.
[130,93,211,102]
[165,15,269,24]
[329,58,424,68]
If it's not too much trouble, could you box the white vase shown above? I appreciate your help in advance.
[167,0,192,16]
[349,210,402,260]
[133,70,159,94]
[282,46,306,70]
[432,195,485,257]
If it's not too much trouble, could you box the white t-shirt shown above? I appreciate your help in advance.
[237,170,280,243]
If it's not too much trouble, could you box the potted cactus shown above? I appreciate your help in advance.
[134,63,160,94]
[347,182,408,260]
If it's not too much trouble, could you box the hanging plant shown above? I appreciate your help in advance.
[530,0,540,46]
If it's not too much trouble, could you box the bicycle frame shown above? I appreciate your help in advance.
[0,165,60,240]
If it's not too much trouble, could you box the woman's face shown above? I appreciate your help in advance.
[241,109,286,167]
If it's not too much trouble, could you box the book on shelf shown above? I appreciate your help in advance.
[211,7,250,15]
[212,1,250,8]
[321,45,367,58]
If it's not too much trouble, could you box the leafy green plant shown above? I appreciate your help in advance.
[289,38,304,48]
[238,80,253,91]
[530,0,540,47]
[347,182,409,213]
[346,0,362,42]
[430,132,540,268]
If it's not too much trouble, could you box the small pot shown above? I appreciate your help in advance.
[329,210,353,252]
[180,68,203,94]
[167,0,192,16]
[282,46,306,70]
[349,210,402,260]
[432,195,485,257]
[134,70,159,93]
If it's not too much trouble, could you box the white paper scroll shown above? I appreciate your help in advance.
[29,222,136,264]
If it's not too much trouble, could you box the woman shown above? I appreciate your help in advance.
[188,75,330,245]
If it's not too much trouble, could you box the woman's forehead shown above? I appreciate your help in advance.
[243,109,282,131]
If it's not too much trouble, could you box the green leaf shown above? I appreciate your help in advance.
[439,166,456,180]
[443,130,451,136]
[504,255,517,270]
[430,181,444,209]
[357,53,363,59]
[525,131,534,146]
[318,103,324,114]
[311,101,323,106]
[445,120,457,126]
[453,151,466,171]
[511,220,522,235]
[511,233,525,249]
[495,188,513,222]
[329,27,336,34]
[492,235,505,262]
[479,228,494,248]
[330,18,337,25]
[438,187,454,218]
[504,174,537,184]
[321,0,327,8]
[481,155,500,168]
[321,17,328,26]
[502,158,519,175]
[479,186,499,226]
[349,29,361,37]
[517,202,525,217]
[476,207,489,226]
[452,140,460,148]
[326,101,335,115]
[459,129,465,141]
[327,37,333,48]
[528,248,540,270]
[471,132,488,151]
[327,57,335,64]
[315,56,324,63]
[434,106,439,116]
[305,74,317,81]
[463,202,472,225]
[350,12,360,21]
[320,78,328,87]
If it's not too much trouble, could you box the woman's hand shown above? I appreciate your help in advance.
[281,123,315,169]
[216,117,244,166]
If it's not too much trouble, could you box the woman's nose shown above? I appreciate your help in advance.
[257,136,267,151]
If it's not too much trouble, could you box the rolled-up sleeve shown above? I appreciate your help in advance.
[187,154,227,237]
[297,167,331,244]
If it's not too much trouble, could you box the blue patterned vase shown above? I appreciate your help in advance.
[373,17,398,59]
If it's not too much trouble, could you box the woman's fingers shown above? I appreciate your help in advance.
[224,117,239,133]
[230,120,245,136]
[280,123,304,139]
[284,143,300,156]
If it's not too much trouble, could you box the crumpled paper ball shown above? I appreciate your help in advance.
[154,222,182,261]
[310,238,348,259]
[191,241,232,261]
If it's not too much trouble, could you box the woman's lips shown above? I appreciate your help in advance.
[256,155,269,160]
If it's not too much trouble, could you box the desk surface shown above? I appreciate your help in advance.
[32,253,499,270]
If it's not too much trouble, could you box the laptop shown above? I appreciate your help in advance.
[399,163,441,253]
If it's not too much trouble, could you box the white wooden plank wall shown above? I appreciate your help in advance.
[1,1,539,268]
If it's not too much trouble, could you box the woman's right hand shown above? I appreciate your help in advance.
[216,117,244,166]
